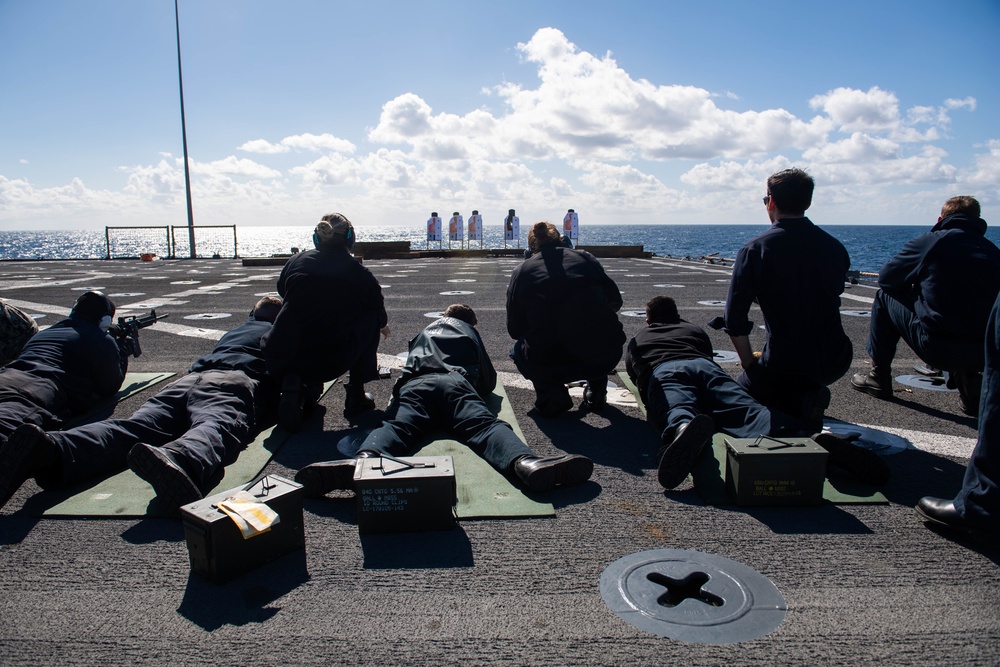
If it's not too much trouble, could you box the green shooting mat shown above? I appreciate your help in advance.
[617,372,888,505]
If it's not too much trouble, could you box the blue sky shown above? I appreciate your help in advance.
[1,0,998,230]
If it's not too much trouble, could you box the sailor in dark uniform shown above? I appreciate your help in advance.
[0,297,282,511]
[628,296,886,490]
[0,291,126,447]
[295,304,593,496]
[262,213,389,430]
[506,221,625,416]
[723,168,852,422]
[852,196,1000,415]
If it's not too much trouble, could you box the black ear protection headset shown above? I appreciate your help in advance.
[70,290,116,325]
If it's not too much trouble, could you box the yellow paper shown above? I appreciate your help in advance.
[217,491,281,539]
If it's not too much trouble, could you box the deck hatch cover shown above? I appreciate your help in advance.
[599,549,786,644]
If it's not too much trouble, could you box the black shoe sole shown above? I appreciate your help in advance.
[658,414,714,490]
[802,386,831,421]
[914,503,966,530]
[582,392,608,411]
[294,460,358,497]
[127,444,202,510]
[958,391,980,417]
[850,376,892,400]
[914,503,992,541]
[518,455,593,492]
[913,365,943,379]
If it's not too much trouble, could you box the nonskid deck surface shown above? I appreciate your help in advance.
[0,256,997,666]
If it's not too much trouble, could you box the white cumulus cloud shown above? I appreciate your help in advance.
[810,86,901,133]
[238,133,355,154]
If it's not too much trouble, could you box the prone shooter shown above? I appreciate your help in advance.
[0,291,133,448]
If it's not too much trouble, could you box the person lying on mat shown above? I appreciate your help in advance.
[0,291,128,448]
[626,296,888,490]
[295,304,593,497]
[0,297,283,513]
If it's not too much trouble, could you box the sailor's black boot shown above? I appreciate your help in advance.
[343,382,375,419]
[850,367,892,399]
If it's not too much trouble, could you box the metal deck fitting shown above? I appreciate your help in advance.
[600,548,787,644]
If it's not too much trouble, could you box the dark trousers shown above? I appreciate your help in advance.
[867,289,983,372]
[359,373,533,471]
[43,370,255,492]
[269,317,381,387]
[736,338,852,416]
[312,319,381,387]
[647,358,808,445]
[509,338,620,397]
[0,370,65,445]
[954,292,1000,529]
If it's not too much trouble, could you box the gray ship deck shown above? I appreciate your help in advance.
[1,255,997,666]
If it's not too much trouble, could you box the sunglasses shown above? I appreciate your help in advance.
[762,195,771,205]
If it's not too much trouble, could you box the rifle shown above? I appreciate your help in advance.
[109,309,169,358]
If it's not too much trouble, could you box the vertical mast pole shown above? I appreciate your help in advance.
[174,0,196,258]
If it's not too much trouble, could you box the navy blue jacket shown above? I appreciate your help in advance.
[262,245,387,377]
[724,217,851,373]
[506,245,625,363]
[626,320,714,404]
[189,317,272,380]
[6,315,126,411]
[394,317,496,398]
[878,213,1000,339]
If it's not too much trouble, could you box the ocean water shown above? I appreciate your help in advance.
[2,224,999,276]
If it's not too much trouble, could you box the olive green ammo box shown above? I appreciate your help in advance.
[181,475,305,583]
[724,437,828,506]
[354,455,457,533]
